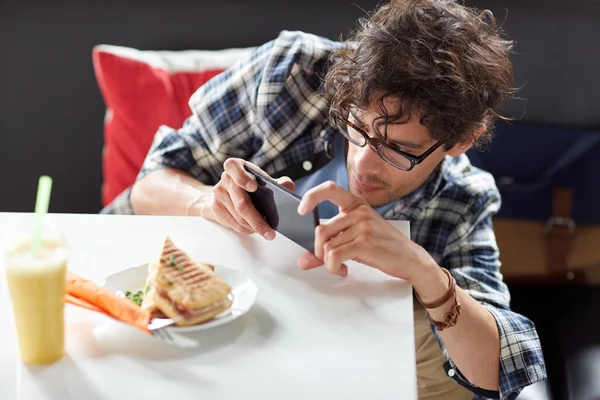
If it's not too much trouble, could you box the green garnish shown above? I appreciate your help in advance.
[165,255,183,270]
[167,280,174,285]
[125,289,145,306]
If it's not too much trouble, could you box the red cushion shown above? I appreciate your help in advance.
[92,45,253,206]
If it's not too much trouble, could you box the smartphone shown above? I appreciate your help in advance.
[244,166,320,253]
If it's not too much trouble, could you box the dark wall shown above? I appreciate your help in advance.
[469,0,600,126]
[1,0,599,213]
[0,0,382,213]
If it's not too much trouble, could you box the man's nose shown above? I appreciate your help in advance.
[352,143,384,175]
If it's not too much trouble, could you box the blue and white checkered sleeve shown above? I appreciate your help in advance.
[101,41,277,214]
[438,190,547,399]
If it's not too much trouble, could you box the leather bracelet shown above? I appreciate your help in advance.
[415,268,462,331]
[415,268,455,309]
[426,290,461,331]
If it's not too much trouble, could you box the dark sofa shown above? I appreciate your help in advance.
[3,1,600,399]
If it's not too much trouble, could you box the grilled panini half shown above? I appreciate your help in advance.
[150,237,232,326]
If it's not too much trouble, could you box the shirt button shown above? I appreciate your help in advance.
[302,161,313,171]
[447,369,456,378]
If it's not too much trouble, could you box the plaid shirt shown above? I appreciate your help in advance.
[103,30,547,399]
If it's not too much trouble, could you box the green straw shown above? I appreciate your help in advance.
[32,176,53,257]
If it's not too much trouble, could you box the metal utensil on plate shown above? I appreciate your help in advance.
[115,291,198,348]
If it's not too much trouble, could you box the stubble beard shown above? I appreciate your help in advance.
[347,162,431,209]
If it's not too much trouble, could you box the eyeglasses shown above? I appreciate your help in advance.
[330,109,444,171]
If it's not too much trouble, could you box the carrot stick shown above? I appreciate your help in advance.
[65,271,151,334]
[65,293,103,313]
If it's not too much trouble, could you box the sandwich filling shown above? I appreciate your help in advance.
[154,286,230,319]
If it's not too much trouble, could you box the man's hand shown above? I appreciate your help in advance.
[297,181,431,280]
[201,158,295,239]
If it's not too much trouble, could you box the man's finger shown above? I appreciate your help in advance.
[314,212,354,260]
[223,158,268,192]
[224,196,253,232]
[297,251,323,270]
[214,179,253,231]
[324,241,355,277]
[297,252,348,277]
[228,184,275,239]
[298,181,361,215]
[213,201,253,234]
[318,222,361,260]
[215,181,253,232]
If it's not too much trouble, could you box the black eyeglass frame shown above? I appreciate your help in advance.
[331,111,444,171]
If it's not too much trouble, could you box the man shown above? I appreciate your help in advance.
[103,0,547,398]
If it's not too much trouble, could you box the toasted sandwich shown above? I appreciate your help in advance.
[142,237,232,326]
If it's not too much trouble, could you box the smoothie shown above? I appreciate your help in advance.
[5,236,68,365]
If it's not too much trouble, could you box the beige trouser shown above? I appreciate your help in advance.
[413,298,474,400]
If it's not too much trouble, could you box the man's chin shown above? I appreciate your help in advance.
[349,186,390,209]
[368,199,397,209]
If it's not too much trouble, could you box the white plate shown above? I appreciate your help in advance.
[102,263,258,332]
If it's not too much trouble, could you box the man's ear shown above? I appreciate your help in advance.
[446,123,486,157]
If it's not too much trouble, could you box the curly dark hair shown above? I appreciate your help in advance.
[324,0,516,150]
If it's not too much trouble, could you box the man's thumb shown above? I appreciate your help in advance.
[276,176,295,191]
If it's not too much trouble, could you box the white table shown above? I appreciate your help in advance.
[0,213,416,400]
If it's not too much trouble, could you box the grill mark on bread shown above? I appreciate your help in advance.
[151,237,232,321]
[161,264,212,285]
[160,243,214,285]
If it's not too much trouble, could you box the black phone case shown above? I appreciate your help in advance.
[244,165,320,252]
